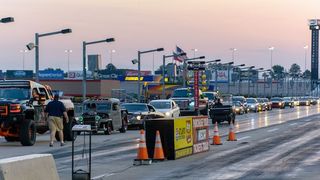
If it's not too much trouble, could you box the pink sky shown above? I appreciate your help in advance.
[0,0,319,71]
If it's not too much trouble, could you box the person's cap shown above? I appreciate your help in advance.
[54,94,59,99]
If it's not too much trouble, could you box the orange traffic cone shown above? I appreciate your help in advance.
[133,130,152,165]
[153,130,165,161]
[227,123,237,141]
[211,122,222,145]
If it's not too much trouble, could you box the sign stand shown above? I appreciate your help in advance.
[71,125,92,180]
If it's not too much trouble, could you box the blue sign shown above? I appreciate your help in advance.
[118,75,154,82]
[6,70,33,79]
[39,70,64,80]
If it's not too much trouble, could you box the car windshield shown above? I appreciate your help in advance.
[246,99,256,103]
[271,98,282,101]
[283,97,291,100]
[0,87,30,100]
[83,103,111,112]
[233,97,245,103]
[150,101,171,109]
[203,93,215,100]
[122,104,148,112]
[233,101,242,106]
[172,89,194,98]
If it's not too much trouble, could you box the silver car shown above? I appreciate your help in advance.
[150,99,180,118]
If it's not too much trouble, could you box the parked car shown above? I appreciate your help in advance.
[270,97,285,109]
[121,103,164,128]
[203,91,218,107]
[233,101,245,115]
[149,99,180,118]
[283,97,294,108]
[246,98,261,112]
[232,96,248,113]
[298,97,311,106]
[292,97,300,106]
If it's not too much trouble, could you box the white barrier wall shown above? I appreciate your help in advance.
[0,154,59,180]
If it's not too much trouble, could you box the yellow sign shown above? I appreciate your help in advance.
[125,77,144,81]
[174,117,193,150]
[175,147,193,159]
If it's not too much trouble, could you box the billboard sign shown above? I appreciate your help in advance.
[211,70,230,82]
[39,70,64,80]
[125,70,151,76]
[6,70,33,79]
[67,71,92,79]
[192,116,209,154]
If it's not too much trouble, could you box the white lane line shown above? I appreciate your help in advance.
[267,128,279,132]
[237,136,251,141]
[304,119,313,122]
[92,173,114,180]
[289,123,298,126]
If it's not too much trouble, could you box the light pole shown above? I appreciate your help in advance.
[304,45,308,72]
[238,66,254,96]
[82,38,115,101]
[183,56,205,88]
[191,48,198,58]
[262,69,271,97]
[217,62,234,93]
[248,68,263,97]
[0,17,14,23]
[137,48,164,102]
[231,64,245,94]
[26,28,72,82]
[110,49,116,64]
[20,50,28,70]
[230,48,237,64]
[65,49,72,73]
[162,52,186,98]
[205,59,221,91]
[269,46,274,69]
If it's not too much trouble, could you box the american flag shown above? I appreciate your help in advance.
[173,46,188,62]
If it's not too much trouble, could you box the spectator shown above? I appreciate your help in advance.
[45,94,69,147]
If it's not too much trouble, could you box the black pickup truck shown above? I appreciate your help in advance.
[208,94,235,124]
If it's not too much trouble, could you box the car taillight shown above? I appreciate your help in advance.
[10,104,21,113]
[0,106,8,116]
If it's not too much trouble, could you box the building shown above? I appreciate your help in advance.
[88,54,102,72]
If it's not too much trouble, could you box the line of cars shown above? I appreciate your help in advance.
[231,96,319,115]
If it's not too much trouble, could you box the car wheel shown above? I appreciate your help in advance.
[20,119,36,146]
[104,122,112,135]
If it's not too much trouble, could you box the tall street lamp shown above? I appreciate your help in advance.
[26,28,72,82]
[0,17,14,23]
[205,59,221,91]
[65,49,72,73]
[191,48,198,58]
[183,56,205,88]
[20,50,28,70]
[137,48,164,102]
[248,68,263,97]
[215,62,234,92]
[230,48,237,64]
[304,45,308,71]
[110,49,116,64]
[268,46,274,69]
[162,52,186,98]
[231,64,245,94]
[261,69,271,97]
[238,66,254,95]
[82,38,115,100]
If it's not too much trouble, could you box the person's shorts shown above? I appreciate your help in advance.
[48,116,64,132]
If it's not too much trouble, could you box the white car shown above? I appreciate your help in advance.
[150,99,180,118]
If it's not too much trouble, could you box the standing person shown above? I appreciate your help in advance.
[45,94,69,147]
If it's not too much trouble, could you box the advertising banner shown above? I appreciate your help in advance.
[125,70,151,76]
[67,71,92,79]
[118,75,154,82]
[6,70,33,79]
[174,117,193,159]
[192,116,209,154]
[211,70,230,83]
[39,70,64,80]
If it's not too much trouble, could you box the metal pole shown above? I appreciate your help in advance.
[270,77,273,97]
[67,51,70,73]
[82,42,87,101]
[183,59,186,88]
[264,75,266,97]
[35,33,39,82]
[215,67,218,92]
[22,51,25,70]
[227,65,230,94]
[248,72,250,97]
[238,72,241,95]
[270,50,273,68]
[138,51,141,102]
[162,55,166,98]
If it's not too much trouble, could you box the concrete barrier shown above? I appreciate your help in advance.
[0,154,59,180]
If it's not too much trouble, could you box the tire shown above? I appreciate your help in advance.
[104,122,112,135]
[5,136,19,142]
[20,119,36,146]
[119,115,128,133]
[56,118,77,141]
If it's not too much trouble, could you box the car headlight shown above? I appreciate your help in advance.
[136,115,141,120]
[165,112,170,117]
[251,105,255,108]
[189,101,195,107]
[235,108,240,111]
[279,102,282,105]
[95,115,101,121]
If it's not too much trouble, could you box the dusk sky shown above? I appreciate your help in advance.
[1,0,319,72]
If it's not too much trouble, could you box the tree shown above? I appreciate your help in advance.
[289,63,301,78]
[303,69,311,79]
[271,65,285,79]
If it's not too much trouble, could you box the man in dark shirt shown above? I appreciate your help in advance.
[45,94,69,147]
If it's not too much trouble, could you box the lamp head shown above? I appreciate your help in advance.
[157,48,164,52]
[1,17,14,23]
[26,43,35,51]
[106,38,115,42]
[61,28,72,34]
